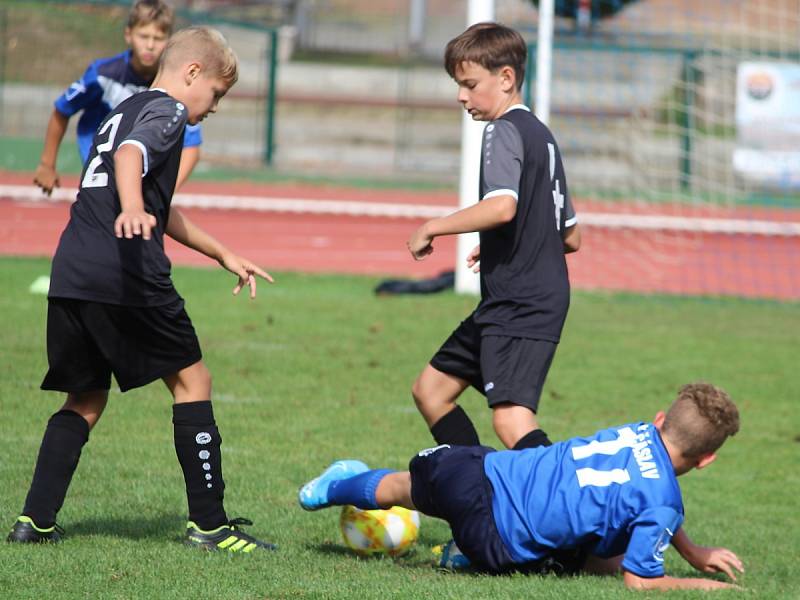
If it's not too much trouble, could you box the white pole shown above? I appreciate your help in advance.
[535,0,554,124]
[408,0,426,52]
[454,0,495,295]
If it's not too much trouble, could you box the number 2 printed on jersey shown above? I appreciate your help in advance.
[81,113,123,189]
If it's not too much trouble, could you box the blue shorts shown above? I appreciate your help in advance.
[409,444,588,575]
[409,445,515,573]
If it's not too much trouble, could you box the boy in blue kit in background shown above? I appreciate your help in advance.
[407,23,580,452]
[8,27,274,552]
[34,0,202,196]
[299,382,745,591]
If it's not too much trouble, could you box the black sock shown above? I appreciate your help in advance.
[22,410,90,528]
[430,405,480,446]
[512,428,552,450]
[173,401,227,530]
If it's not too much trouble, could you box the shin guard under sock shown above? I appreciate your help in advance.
[173,401,227,530]
[328,469,394,510]
[430,405,480,446]
[512,428,553,450]
[22,409,90,528]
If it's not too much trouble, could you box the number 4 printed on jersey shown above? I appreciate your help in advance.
[82,113,123,189]
[548,142,565,231]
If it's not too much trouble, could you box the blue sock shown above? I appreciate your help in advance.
[328,469,394,509]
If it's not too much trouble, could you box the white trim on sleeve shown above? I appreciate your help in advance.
[565,215,578,227]
[482,188,518,201]
[118,139,149,176]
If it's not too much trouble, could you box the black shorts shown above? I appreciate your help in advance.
[409,444,587,576]
[41,297,202,393]
[429,315,557,412]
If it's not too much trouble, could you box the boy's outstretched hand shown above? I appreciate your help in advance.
[407,223,434,260]
[219,253,274,299]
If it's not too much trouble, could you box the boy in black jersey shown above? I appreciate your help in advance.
[8,27,275,552]
[407,23,581,452]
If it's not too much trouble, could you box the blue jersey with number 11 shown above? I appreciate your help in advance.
[483,422,684,577]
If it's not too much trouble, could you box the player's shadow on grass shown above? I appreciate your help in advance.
[69,513,184,541]
[309,541,353,557]
[310,541,473,574]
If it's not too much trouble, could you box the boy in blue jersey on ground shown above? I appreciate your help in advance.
[299,382,745,591]
[34,0,202,196]
[407,22,580,454]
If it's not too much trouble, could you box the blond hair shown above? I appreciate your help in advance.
[160,27,238,86]
[444,22,527,90]
[662,382,740,458]
[128,0,173,34]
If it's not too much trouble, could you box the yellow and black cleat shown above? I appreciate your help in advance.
[6,516,64,543]
[184,517,276,552]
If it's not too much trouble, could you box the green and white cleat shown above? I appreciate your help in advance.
[184,518,276,552]
[6,516,64,543]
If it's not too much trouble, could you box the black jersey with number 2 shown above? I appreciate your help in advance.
[49,89,188,307]
[474,107,576,342]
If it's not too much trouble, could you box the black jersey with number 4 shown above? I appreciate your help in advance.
[49,89,188,307]
[473,107,576,342]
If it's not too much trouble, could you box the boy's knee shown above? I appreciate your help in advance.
[411,376,427,406]
[196,363,212,386]
[492,404,538,446]
[168,361,213,402]
[412,373,443,411]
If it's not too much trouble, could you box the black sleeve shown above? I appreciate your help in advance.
[118,96,188,175]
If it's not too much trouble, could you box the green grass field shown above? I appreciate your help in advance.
[1,256,798,599]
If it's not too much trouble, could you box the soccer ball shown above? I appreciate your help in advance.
[339,505,420,557]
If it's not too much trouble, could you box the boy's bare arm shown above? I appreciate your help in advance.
[166,206,273,298]
[623,569,741,591]
[407,195,517,260]
[114,144,157,239]
[671,528,744,581]
[34,109,69,195]
[563,223,581,254]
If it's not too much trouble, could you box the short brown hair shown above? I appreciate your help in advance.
[160,26,238,87]
[128,0,174,34]
[444,22,527,90]
[662,382,740,458]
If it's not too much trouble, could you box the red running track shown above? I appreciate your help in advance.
[2,171,799,300]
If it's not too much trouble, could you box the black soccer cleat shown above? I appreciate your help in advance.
[6,516,64,543]
[184,517,276,552]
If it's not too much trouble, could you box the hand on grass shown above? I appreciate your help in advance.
[686,545,744,581]
[114,210,157,240]
[220,253,274,299]
[34,164,60,196]
[466,244,481,272]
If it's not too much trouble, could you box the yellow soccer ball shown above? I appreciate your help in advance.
[339,505,420,557]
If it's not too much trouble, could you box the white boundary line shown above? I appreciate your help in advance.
[3,184,800,236]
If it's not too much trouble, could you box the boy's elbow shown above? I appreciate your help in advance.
[623,571,652,590]
[497,196,517,223]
